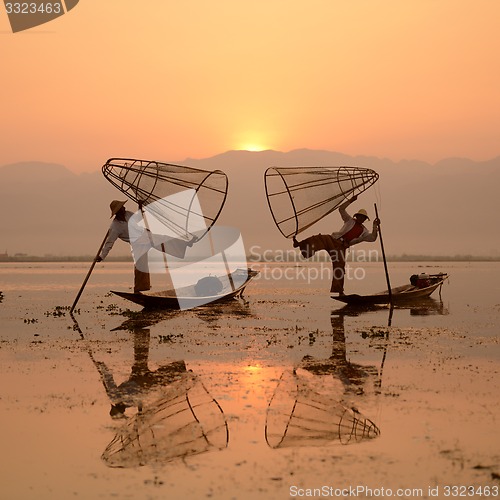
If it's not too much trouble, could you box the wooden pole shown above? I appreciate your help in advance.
[374,203,392,306]
[70,230,109,313]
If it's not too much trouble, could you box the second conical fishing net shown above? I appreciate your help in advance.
[265,166,379,238]
[265,370,380,449]
[102,158,228,241]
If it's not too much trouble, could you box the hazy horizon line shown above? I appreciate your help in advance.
[1,254,499,263]
[2,147,499,175]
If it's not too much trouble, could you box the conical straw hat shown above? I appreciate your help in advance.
[110,200,127,218]
[354,208,370,220]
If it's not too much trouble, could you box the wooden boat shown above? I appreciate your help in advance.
[111,268,259,309]
[333,273,448,306]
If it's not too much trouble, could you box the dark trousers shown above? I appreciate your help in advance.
[134,253,150,292]
[297,234,347,293]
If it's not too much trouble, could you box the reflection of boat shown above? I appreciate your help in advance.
[333,296,449,317]
[112,268,258,309]
[111,296,253,332]
[408,298,449,316]
[333,273,448,305]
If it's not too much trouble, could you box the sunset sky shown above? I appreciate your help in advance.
[2,1,499,173]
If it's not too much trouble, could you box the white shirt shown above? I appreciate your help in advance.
[99,210,189,260]
[100,211,134,259]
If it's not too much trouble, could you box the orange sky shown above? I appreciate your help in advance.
[1,1,499,173]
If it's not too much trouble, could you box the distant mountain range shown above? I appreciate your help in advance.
[1,150,499,258]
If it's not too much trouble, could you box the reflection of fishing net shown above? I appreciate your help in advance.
[265,166,379,238]
[265,370,380,449]
[102,375,228,467]
[102,158,228,241]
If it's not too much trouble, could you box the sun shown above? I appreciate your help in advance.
[233,131,273,152]
[240,143,267,152]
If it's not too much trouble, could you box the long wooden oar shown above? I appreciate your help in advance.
[70,230,109,313]
[374,203,392,306]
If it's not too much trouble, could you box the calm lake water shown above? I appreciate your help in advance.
[0,261,499,499]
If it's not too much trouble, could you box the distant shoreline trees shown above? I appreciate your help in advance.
[0,254,498,263]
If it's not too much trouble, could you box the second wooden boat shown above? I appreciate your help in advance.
[333,273,448,305]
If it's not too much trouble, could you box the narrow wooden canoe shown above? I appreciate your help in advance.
[333,273,448,305]
[111,269,258,309]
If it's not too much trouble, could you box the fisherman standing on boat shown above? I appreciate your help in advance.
[96,200,196,293]
[293,195,380,296]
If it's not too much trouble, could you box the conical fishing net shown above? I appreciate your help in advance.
[102,375,228,467]
[102,158,228,241]
[265,166,379,238]
[265,370,380,448]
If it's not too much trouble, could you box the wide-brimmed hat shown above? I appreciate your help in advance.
[354,208,369,220]
[110,200,127,218]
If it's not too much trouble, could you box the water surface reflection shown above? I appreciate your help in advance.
[266,311,383,449]
[72,302,389,470]
[101,355,229,468]
[72,314,230,468]
[332,296,449,318]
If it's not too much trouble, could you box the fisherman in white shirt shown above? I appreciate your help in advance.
[97,200,196,293]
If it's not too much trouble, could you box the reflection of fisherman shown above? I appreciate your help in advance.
[98,328,229,467]
[293,195,380,295]
[93,329,188,418]
[96,200,196,293]
[265,312,381,449]
[300,313,379,392]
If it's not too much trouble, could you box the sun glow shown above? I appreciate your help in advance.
[233,131,274,152]
[243,364,262,373]
[240,143,267,152]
